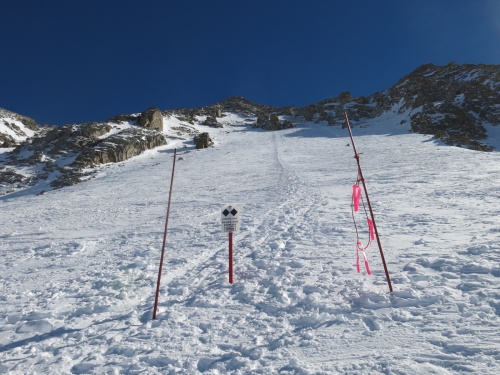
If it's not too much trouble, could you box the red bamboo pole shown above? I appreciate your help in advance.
[153,148,177,319]
[344,113,393,293]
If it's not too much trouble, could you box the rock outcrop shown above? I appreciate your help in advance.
[202,116,222,128]
[2,117,166,191]
[254,114,293,131]
[76,128,166,167]
[138,107,163,132]
[292,63,499,151]
[386,63,499,150]
[194,132,213,149]
[164,96,294,131]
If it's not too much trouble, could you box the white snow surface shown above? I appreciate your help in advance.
[1,118,500,374]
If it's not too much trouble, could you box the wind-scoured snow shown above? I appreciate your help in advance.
[1,117,499,374]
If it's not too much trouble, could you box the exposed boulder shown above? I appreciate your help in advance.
[202,116,222,128]
[254,114,294,131]
[138,107,163,132]
[194,132,213,149]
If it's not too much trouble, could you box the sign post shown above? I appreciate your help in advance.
[221,205,241,284]
[229,232,234,284]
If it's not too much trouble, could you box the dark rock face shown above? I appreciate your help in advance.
[0,105,171,193]
[22,123,114,159]
[254,114,293,130]
[138,107,163,132]
[203,116,222,128]
[291,63,499,151]
[387,63,499,150]
[2,120,166,190]
[76,128,166,167]
[194,132,213,149]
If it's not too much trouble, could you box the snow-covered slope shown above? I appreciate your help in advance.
[1,118,499,374]
[0,108,39,147]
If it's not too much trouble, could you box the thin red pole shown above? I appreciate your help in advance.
[153,148,177,319]
[344,113,393,293]
[229,232,234,284]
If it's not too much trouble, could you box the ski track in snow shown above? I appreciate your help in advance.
[1,120,500,374]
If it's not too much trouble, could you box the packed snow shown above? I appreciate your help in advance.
[1,115,499,374]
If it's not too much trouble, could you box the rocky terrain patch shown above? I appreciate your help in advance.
[0,108,166,193]
[293,63,499,151]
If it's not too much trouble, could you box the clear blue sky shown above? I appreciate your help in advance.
[1,0,499,125]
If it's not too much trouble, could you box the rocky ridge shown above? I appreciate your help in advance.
[163,63,499,150]
[1,108,166,193]
[1,63,499,196]
[293,63,499,151]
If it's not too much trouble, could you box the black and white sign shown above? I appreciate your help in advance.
[221,205,241,233]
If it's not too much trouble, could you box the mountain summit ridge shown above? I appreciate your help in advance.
[161,62,500,149]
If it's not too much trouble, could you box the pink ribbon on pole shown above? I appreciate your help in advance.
[353,185,372,275]
[363,251,371,275]
[367,218,375,241]
[352,184,362,212]
[356,241,371,275]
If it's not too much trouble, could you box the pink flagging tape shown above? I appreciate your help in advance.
[367,218,375,241]
[352,184,362,212]
[356,241,371,275]
[363,252,371,275]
